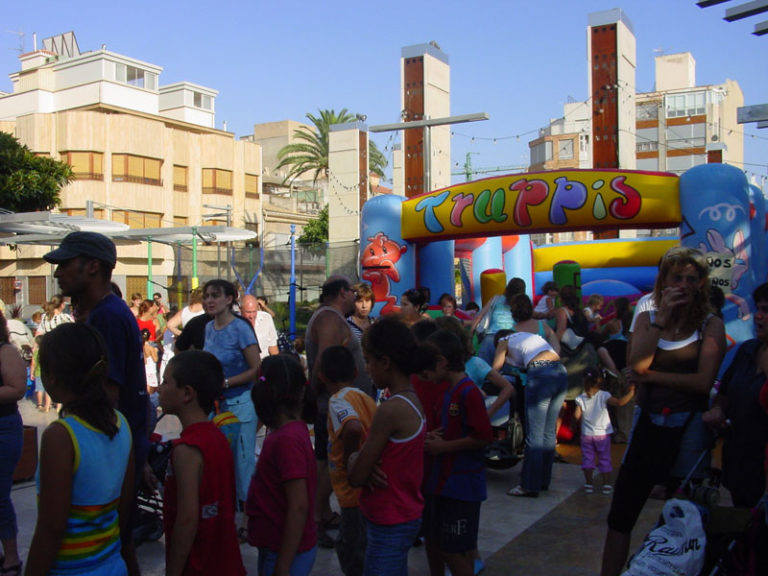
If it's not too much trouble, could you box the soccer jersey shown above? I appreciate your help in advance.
[327,387,377,508]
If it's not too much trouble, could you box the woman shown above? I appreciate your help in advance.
[492,320,567,498]
[346,282,375,340]
[136,299,159,343]
[703,282,768,508]
[471,278,526,364]
[166,288,205,337]
[556,285,598,399]
[0,310,28,575]
[128,292,142,318]
[601,246,725,576]
[201,280,261,519]
[36,295,73,336]
[399,287,430,327]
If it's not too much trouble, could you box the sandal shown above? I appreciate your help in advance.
[507,485,538,498]
[321,511,341,530]
[602,485,614,495]
[584,483,594,494]
[0,561,22,576]
[237,526,248,544]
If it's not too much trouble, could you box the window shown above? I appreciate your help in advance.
[530,141,553,165]
[62,151,103,180]
[664,91,706,118]
[579,133,590,152]
[558,139,574,160]
[202,168,233,195]
[173,216,188,226]
[636,141,658,152]
[66,208,105,219]
[114,63,157,91]
[245,173,259,198]
[636,157,659,172]
[193,92,212,110]
[173,165,188,192]
[111,209,162,229]
[666,123,706,150]
[112,154,163,186]
[637,102,659,121]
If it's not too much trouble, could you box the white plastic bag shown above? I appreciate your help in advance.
[622,498,706,576]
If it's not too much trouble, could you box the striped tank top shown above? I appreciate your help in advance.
[38,411,132,575]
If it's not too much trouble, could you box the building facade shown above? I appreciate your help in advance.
[0,32,262,305]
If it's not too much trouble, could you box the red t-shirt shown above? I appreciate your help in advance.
[163,421,244,576]
[246,421,317,552]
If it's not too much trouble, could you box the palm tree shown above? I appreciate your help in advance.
[276,108,387,186]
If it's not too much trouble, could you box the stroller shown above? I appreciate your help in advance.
[623,449,765,576]
[484,372,525,470]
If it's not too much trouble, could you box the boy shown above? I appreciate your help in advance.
[423,330,493,576]
[321,345,377,576]
[158,350,245,576]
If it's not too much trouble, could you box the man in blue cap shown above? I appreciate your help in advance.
[44,231,147,576]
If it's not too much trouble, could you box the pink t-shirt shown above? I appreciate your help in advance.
[359,394,426,525]
[246,421,317,552]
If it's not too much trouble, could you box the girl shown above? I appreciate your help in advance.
[246,354,318,576]
[399,287,431,326]
[573,366,635,495]
[532,281,558,321]
[348,317,431,576]
[583,294,604,327]
[346,282,376,340]
[25,323,134,576]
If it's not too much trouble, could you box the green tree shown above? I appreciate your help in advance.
[276,108,387,186]
[298,205,328,244]
[0,132,72,212]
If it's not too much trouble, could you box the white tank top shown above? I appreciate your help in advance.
[502,331,555,368]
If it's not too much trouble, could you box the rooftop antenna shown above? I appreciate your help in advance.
[6,29,24,53]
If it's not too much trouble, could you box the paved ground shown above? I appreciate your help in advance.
[11,397,664,575]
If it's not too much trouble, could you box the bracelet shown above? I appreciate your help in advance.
[650,322,665,330]
[224,378,230,389]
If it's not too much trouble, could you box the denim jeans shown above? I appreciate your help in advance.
[337,507,366,576]
[364,518,421,576]
[258,545,317,576]
[221,389,257,503]
[0,411,23,541]
[521,362,568,493]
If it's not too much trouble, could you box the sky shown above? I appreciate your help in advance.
[2,0,767,186]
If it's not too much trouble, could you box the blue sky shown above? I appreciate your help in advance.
[2,0,766,184]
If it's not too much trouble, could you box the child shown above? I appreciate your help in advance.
[533,281,558,320]
[573,366,635,494]
[247,354,318,576]
[321,345,377,576]
[158,350,244,576]
[348,316,432,576]
[30,335,51,413]
[422,329,494,576]
[25,323,134,576]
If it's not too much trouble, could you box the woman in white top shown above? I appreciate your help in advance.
[166,288,205,337]
[493,302,568,498]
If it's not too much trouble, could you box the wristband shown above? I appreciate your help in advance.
[224,378,230,389]
[650,322,665,330]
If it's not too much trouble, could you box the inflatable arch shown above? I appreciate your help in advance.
[360,164,767,347]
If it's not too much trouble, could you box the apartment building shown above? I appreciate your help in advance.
[0,32,262,304]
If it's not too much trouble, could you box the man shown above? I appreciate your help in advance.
[43,231,147,576]
[305,276,374,547]
[241,294,279,359]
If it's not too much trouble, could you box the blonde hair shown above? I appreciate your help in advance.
[586,294,604,308]
[652,246,711,332]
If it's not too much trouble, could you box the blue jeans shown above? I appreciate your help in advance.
[364,518,421,576]
[0,411,22,541]
[258,546,317,576]
[221,389,257,503]
[521,362,568,493]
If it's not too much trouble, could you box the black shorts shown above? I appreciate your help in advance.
[423,494,481,554]
[314,411,329,461]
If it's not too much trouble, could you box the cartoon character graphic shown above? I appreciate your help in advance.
[361,232,407,315]
[698,228,751,320]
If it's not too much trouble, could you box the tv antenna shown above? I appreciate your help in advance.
[6,30,24,53]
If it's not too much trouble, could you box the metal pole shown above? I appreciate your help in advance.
[289,224,296,340]
[147,237,152,298]
[424,121,431,194]
[226,204,232,281]
[191,227,199,290]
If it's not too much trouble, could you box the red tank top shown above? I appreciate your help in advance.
[164,421,245,575]
[136,317,156,341]
[359,394,426,525]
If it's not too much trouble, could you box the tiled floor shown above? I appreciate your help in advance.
[12,398,664,575]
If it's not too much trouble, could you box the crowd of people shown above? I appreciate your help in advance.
[1,232,767,576]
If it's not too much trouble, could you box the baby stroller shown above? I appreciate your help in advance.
[623,449,764,576]
[484,372,524,470]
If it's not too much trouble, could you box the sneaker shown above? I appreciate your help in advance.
[474,557,485,574]
[584,483,594,494]
[602,485,614,495]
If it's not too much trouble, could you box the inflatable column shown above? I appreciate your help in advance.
[502,235,533,298]
[679,164,755,345]
[418,240,455,305]
[470,237,503,306]
[360,195,415,317]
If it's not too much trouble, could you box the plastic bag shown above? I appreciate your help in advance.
[623,498,706,576]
